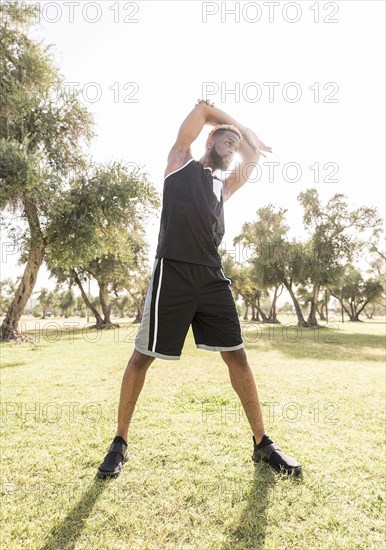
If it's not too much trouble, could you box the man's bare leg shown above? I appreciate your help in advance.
[221,348,265,444]
[116,349,155,443]
[221,348,302,474]
[97,350,155,477]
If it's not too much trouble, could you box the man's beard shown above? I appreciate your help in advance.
[210,145,231,171]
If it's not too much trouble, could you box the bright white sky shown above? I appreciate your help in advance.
[1,0,385,292]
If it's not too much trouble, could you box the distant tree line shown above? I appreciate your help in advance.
[222,193,385,327]
[0,281,140,321]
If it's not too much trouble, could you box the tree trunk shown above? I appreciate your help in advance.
[94,281,119,329]
[333,296,363,322]
[330,291,352,320]
[317,303,327,321]
[73,270,103,325]
[346,300,364,322]
[364,304,375,319]
[349,300,355,320]
[0,201,45,342]
[133,302,142,323]
[348,313,363,322]
[285,282,308,327]
[104,303,113,324]
[134,296,145,323]
[306,284,320,327]
[243,303,249,321]
[127,290,145,323]
[255,292,268,322]
[266,285,281,324]
[355,299,370,320]
[253,296,261,321]
[257,306,269,323]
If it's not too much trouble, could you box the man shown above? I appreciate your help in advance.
[97,99,301,478]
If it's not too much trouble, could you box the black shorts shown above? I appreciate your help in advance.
[135,258,244,360]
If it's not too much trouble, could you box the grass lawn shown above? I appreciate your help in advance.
[1,316,385,549]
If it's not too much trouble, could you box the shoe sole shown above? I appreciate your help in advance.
[252,454,302,476]
[97,456,128,479]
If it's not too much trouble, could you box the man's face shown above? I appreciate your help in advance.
[209,130,240,171]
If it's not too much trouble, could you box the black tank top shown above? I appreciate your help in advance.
[155,159,225,267]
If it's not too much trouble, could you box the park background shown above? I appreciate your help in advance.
[1,1,385,549]
[2,0,385,289]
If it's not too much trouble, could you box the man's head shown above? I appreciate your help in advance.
[206,124,242,171]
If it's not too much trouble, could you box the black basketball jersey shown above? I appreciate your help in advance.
[155,159,225,267]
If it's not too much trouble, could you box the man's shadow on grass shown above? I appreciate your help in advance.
[221,464,303,550]
[40,476,109,550]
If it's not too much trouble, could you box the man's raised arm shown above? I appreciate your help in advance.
[165,99,270,178]
[222,137,263,203]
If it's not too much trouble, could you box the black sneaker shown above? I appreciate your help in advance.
[97,436,128,479]
[252,434,302,475]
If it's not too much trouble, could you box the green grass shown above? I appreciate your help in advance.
[1,316,385,549]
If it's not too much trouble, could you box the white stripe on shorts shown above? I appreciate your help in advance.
[152,258,164,352]
[220,268,232,286]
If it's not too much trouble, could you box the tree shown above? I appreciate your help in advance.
[46,162,159,328]
[76,295,86,317]
[37,287,56,318]
[125,265,152,323]
[366,242,386,317]
[234,205,309,326]
[0,2,94,341]
[329,266,384,321]
[115,295,131,319]
[296,285,329,321]
[222,259,283,324]
[298,189,382,327]
[259,284,283,323]
[221,255,260,320]
[277,301,295,316]
[58,288,75,318]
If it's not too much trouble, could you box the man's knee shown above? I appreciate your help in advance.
[221,348,248,367]
[128,350,155,369]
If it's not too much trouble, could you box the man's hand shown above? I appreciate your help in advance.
[195,98,215,107]
[242,127,272,158]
